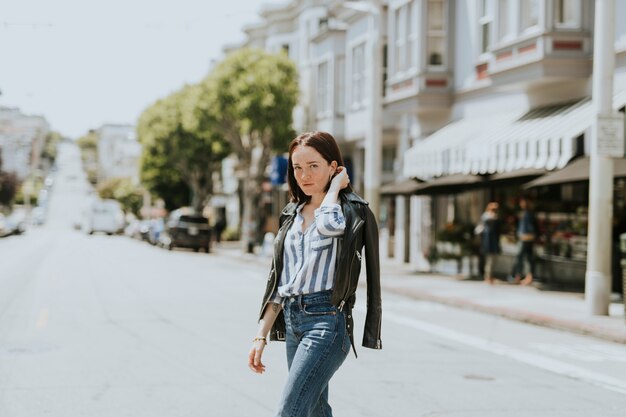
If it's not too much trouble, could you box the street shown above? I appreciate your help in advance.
[1,144,626,417]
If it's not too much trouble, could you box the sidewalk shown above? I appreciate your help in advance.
[380,258,626,344]
[215,242,626,344]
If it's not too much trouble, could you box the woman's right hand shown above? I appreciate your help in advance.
[248,339,266,374]
[330,166,350,190]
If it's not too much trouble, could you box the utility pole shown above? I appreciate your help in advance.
[585,0,623,315]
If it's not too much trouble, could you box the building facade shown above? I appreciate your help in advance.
[0,106,49,180]
[226,0,626,288]
[96,124,142,184]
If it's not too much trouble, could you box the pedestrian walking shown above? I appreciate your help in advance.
[214,216,226,244]
[248,131,383,417]
[511,198,537,285]
[476,202,501,284]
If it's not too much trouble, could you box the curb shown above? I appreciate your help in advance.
[217,246,626,344]
[380,284,626,345]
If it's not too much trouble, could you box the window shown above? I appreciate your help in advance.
[336,57,345,115]
[393,1,418,74]
[382,146,396,173]
[351,43,366,108]
[408,1,418,68]
[394,4,408,72]
[479,0,494,53]
[498,0,510,40]
[317,61,330,116]
[427,0,446,66]
[555,0,582,28]
[521,0,540,30]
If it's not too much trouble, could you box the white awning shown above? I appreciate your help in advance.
[403,112,518,179]
[403,88,626,180]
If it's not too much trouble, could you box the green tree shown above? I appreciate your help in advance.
[41,131,63,166]
[96,177,144,216]
[137,85,230,212]
[76,130,99,184]
[199,48,298,249]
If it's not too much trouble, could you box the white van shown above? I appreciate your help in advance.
[84,199,125,235]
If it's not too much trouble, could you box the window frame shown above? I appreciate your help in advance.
[350,42,367,110]
[426,0,447,69]
[554,0,582,29]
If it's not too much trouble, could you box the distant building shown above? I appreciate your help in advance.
[96,124,142,184]
[0,106,49,179]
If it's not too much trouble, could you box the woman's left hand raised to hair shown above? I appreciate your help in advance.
[330,166,350,190]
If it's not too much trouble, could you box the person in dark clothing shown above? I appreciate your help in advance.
[511,198,537,285]
[214,216,226,244]
[477,202,501,284]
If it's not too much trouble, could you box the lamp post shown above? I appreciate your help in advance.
[585,0,623,315]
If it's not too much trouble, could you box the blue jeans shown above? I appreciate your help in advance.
[275,290,350,417]
[512,241,535,277]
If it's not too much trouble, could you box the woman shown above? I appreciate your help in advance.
[478,202,501,284]
[248,131,382,417]
[511,198,537,285]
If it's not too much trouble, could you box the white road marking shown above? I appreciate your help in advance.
[358,306,626,395]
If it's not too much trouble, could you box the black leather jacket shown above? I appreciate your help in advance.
[258,191,382,356]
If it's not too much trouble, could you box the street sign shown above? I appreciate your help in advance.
[594,113,625,157]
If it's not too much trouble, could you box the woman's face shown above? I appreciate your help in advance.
[291,145,337,197]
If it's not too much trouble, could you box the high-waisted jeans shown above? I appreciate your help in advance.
[275,290,350,417]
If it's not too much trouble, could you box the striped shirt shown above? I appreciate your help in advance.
[270,203,346,304]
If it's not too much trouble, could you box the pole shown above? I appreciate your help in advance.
[585,0,616,315]
[364,2,383,221]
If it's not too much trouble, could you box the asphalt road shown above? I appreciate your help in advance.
[1,143,626,416]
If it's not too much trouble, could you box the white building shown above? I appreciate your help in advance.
[96,124,142,184]
[0,106,49,180]
[393,0,626,285]
[227,0,626,286]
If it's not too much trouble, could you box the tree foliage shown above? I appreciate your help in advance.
[137,85,230,212]
[96,177,144,216]
[76,130,99,185]
[198,48,298,245]
[41,131,63,165]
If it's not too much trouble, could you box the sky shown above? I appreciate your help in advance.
[0,0,268,138]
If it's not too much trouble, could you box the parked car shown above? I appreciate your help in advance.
[160,209,212,252]
[84,199,125,235]
[0,214,9,237]
[5,209,27,235]
[31,206,46,226]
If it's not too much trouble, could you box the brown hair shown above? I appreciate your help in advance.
[287,131,353,203]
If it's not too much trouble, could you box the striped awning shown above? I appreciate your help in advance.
[403,88,626,180]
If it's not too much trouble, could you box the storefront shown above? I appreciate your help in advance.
[398,90,626,287]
